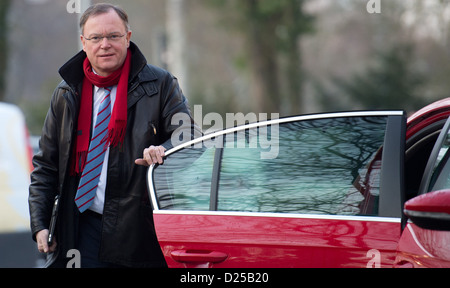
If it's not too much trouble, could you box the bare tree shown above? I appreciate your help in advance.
[206,0,314,115]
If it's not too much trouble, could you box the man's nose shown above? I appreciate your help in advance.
[100,37,112,48]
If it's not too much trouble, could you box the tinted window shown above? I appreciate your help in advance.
[153,116,389,216]
[153,145,216,210]
[427,129,450,192]
[218,117,386,215]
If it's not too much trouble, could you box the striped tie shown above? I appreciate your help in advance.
[75,87,112,213]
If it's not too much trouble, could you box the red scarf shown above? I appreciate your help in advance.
[72,49,131,175]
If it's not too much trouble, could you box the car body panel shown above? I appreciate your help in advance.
[395,223,450,268]
[407,97,450,139]
[154,211,400,268]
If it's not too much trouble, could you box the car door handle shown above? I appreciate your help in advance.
[171,250,228,263]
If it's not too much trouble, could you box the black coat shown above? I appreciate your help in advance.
[29,42,195,267]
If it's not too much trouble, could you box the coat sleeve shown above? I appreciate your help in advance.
[28,86,66,241]
[158,71,202,150]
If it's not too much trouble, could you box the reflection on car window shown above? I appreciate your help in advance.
[153,116,389,216]
[153,145,215,210]
[218,117,386,216]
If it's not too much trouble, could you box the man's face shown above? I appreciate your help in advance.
[81,10,132,77]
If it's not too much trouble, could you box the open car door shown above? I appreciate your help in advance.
[148,111,406,268]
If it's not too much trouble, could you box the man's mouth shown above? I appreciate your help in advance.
[99,54,115,58]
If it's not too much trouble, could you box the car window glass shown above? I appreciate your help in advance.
[218,117,387,216]
[152,143,215,210]
[428,130,450,192]
[152,116,390,216]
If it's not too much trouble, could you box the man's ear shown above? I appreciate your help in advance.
[80,35,86,51]
[126,30,132,48]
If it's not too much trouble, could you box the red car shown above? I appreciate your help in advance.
[147,99,450,268]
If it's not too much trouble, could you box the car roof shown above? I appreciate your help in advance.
[407,98,450,138]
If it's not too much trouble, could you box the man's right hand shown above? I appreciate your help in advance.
[36,229,57,253]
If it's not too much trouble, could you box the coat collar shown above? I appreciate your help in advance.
[59,42,152,90]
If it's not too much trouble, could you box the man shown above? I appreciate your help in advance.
[29,3,196,268]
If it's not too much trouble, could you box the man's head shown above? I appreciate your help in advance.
[80,3,132,77]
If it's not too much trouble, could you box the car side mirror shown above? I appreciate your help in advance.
[404,190,450,231]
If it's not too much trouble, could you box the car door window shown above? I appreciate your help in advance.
[218,117,386,216]
[152,144,216,210]
[151,114,401,217]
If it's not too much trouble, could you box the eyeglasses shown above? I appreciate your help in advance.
[83,34,126,44]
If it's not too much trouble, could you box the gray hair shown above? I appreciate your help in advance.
[80,3,130,34]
